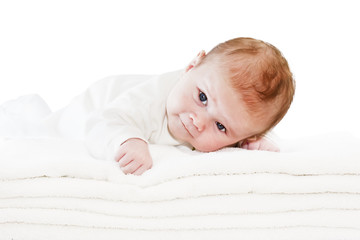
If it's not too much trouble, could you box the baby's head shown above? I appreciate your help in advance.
[166,37,295,152]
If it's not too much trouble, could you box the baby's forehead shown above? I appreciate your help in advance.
[200,57,250,88]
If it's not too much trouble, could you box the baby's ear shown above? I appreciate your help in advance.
[237,135,258,148]
[185,50,206,72]
[247,135,258,142]
[197,50,206,58]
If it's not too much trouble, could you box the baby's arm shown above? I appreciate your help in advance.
[238,132,280,152]
[240,137,280,152]
[114,138,152,175]
[85,82,156,175]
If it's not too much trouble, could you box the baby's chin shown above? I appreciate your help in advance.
[190,141,225,152]
[192,139,241,152]
[169,129,219,152]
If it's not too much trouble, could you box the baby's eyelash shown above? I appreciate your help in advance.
[216,121,226,132]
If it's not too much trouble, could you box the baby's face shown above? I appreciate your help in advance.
[166,56,265,152]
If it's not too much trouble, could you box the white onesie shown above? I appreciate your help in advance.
[43,70,184,160]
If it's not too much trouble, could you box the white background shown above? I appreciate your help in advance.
[0,0,359,139]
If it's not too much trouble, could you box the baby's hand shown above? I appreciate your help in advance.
[114,138,153,175]
[239,137,280,152]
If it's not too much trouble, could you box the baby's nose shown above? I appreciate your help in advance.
[189,113,206,132]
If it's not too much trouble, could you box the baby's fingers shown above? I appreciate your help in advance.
[114,148,126,162]
[118,154,132,167]
[264,143,280,152]
[247,141,261,150]
[121,161,141,175]
[132,165,148,176]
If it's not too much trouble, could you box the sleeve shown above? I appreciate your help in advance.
[262,130,280,144]
[84,86,154,161]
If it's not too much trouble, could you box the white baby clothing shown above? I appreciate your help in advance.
[43,70,184,160]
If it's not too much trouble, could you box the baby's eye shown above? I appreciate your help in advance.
[216,121,226,132]
[199,91,207,105]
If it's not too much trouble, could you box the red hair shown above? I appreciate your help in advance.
[203,37,295,137]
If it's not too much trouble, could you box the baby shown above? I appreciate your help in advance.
[84,37,295,175]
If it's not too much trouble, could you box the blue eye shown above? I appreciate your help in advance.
[216,121,226,132]
[199,92,207,105]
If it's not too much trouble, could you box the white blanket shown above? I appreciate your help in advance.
[1,91,360,239]
[1,134,360,240]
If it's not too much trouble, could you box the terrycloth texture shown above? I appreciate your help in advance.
[1,134,360,240]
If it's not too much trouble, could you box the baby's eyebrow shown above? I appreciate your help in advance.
[223,120,233,136]
[205,83,217,104]
[213,104,233,136]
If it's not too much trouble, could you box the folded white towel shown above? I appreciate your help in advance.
[1,134,360,240]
